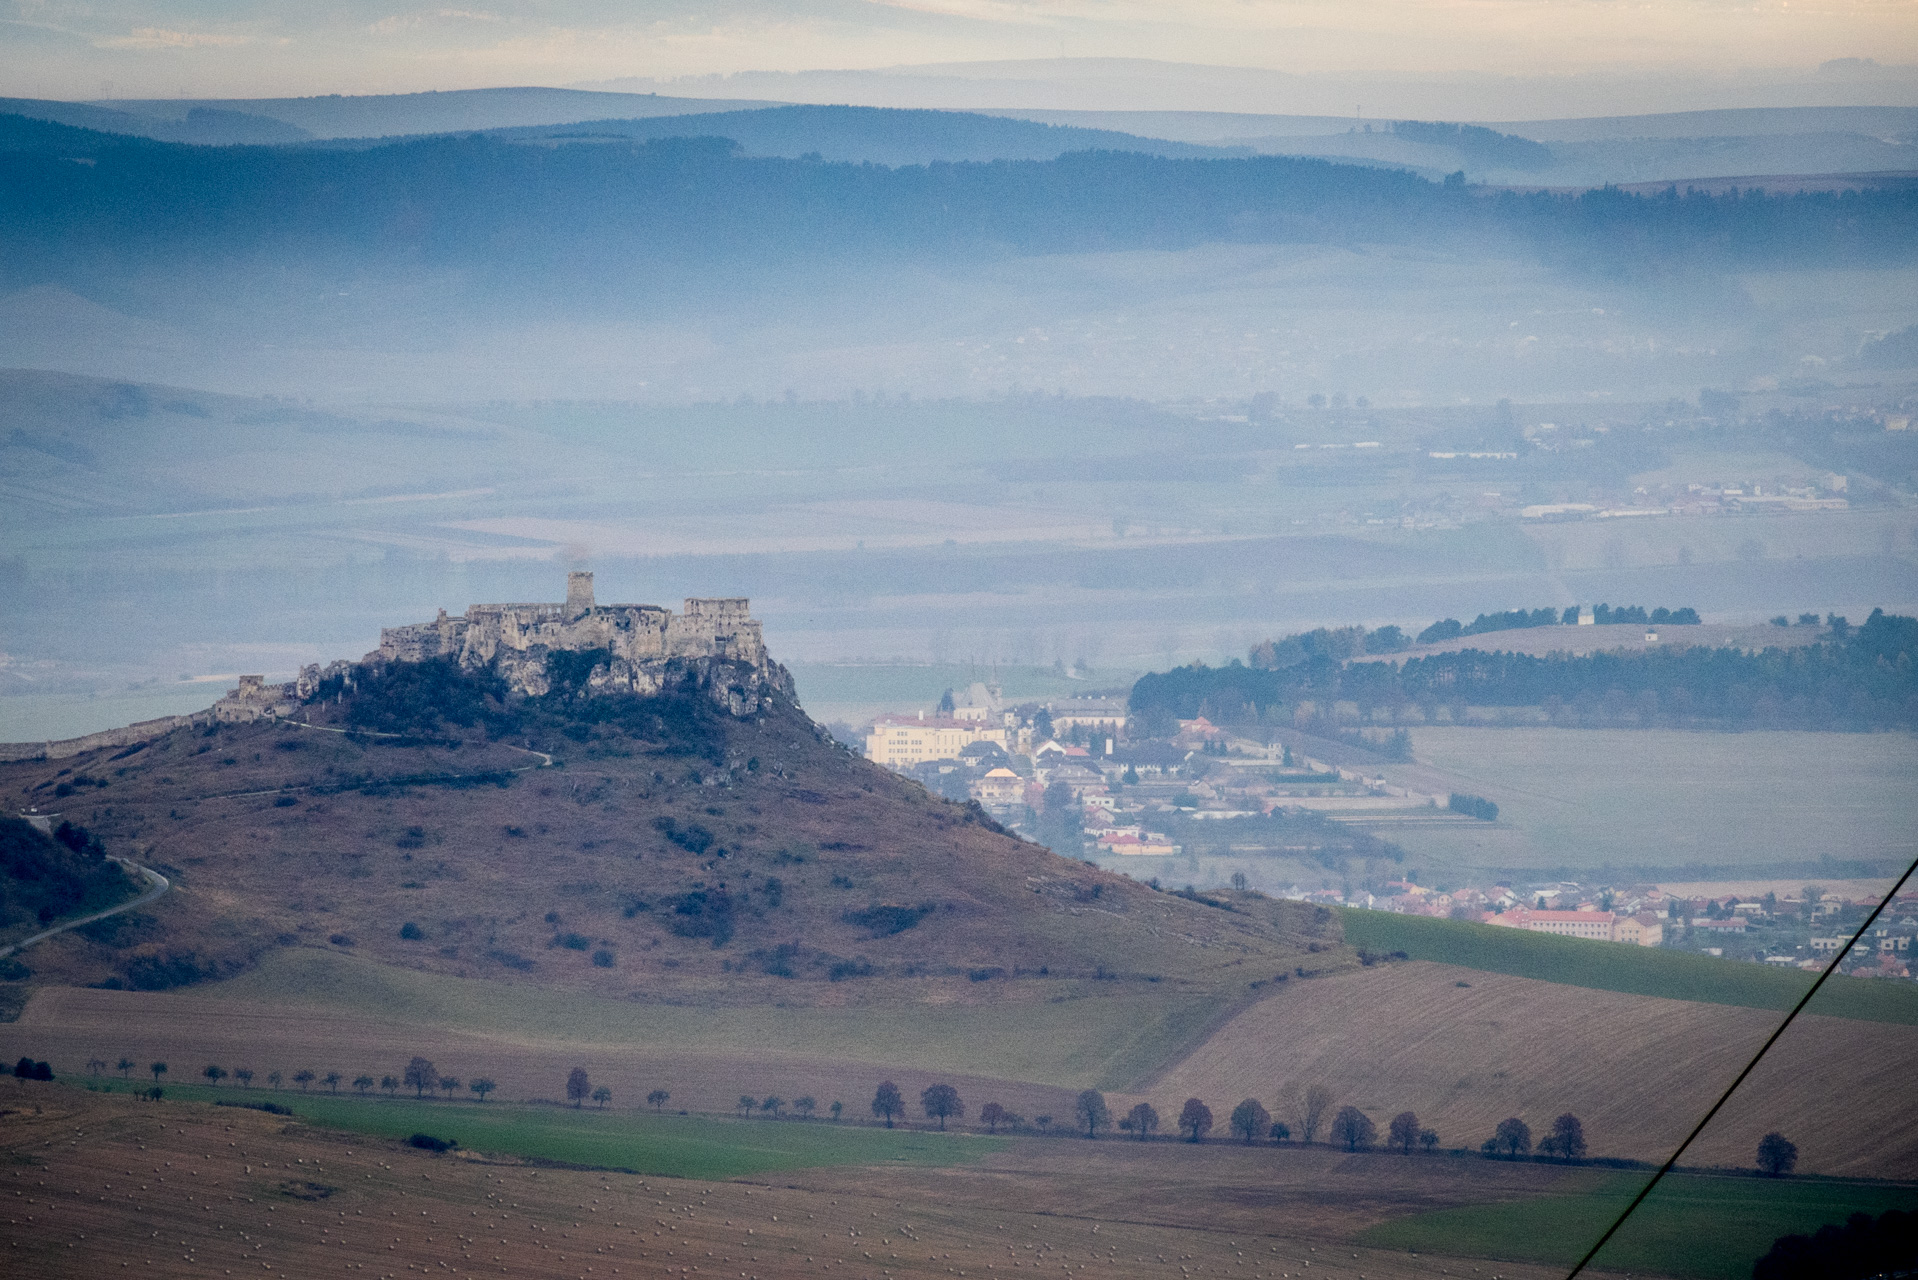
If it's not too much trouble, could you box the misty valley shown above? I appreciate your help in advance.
[1,68,1914,1280]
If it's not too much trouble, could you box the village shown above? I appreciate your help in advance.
[863,686,1918,980]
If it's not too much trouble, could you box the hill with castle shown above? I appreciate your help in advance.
[2,575,1913,1182]
[0,572,1328,1001]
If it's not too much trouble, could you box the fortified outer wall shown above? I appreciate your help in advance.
[0,713,208,763]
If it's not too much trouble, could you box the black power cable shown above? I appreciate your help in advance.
[1565,855,1918,1280]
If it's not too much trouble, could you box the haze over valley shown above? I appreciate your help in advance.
[1,22,1915,1280]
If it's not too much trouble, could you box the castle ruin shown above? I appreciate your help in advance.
[0,574,788,762]
[365,572,790,713]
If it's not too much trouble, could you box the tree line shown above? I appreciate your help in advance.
[1414,603,1699,645]
[1132,608,1918,731]
[31,1054,1810,1176]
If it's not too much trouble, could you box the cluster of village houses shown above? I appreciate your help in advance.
[863,685,1916,976]
[1377,881,1917,976]
[865,685,1422,858]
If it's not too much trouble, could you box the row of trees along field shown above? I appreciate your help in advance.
[38,1056,1806,1174]
[1131,608,1918,731]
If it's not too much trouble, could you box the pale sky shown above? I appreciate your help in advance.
[3,0,1914,101]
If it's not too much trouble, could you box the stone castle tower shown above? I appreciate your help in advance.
[567,571,595,616]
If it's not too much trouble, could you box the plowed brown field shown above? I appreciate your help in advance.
[2,983,1080,1122]
[0,1078,1592,1280]
[1136,960,1918,1178]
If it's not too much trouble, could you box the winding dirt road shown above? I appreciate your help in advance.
[0,857,171,960]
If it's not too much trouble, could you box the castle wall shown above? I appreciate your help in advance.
[0,713,207,763]
[372,581,786,711]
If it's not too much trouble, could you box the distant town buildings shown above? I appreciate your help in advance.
[865,713,1009,769]
[1484,907,1664,947]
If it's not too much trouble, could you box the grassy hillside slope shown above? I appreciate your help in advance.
[0,671,1331,1000]
[1339,907,1918,1024]
[1140,960,1918,1178]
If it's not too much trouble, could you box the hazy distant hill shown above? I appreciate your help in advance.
[483,104,1244,165]
[579,55,1918,121]
[0,98,311,146]
[8,87,777,144]
[5,115,1911,307]
[993,106,1918,187]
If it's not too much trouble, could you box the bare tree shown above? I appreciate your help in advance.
[403,1057,436,1099]
[1388,1111,1421,1155]
[1757,1132,1798,1177]
[1074,1090,1110,1138]
[980,1102,1006,1133]
[592,1086,612,1109]
[234,1068,253,1089]
[1492,1117,1531,1158]
[566,1067,590,1108]
[1178,1098,1214,1142]
[1274,1082,1302,1137]
[1540,1114,1586,1160]
[380,1075,398,1096]
[921,1084,963,1130]
[1331,1106,1376,1151]
[1303,1085,1334,1145]
[267,1071,283,1090]
[646,1089,669,1113]
[1123,1102,1159,1141]
[437,1076,459,1099]
[469,1078,495,1103]
[1229,1099,1270,1145]
[325,1071,344,1094]
[872,1082,904,1128]
[86,1058,106,1076]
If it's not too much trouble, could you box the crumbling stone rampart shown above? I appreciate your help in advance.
[0,713,207,763]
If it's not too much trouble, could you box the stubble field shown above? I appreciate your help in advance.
[1136,960,1918,1179]
[6,1077,1909,1280]
[0,1078,1582,1280]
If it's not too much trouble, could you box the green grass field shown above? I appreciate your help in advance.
[1336,908,1918,1025]
[187,949,1215,1091]
[81,1079,1001,1179]
[1360,1169,1918,1280]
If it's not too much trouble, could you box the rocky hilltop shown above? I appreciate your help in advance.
[0,576,1329,998]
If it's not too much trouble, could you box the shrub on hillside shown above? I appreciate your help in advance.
[0,816,132,931]
[842,902,935,937]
